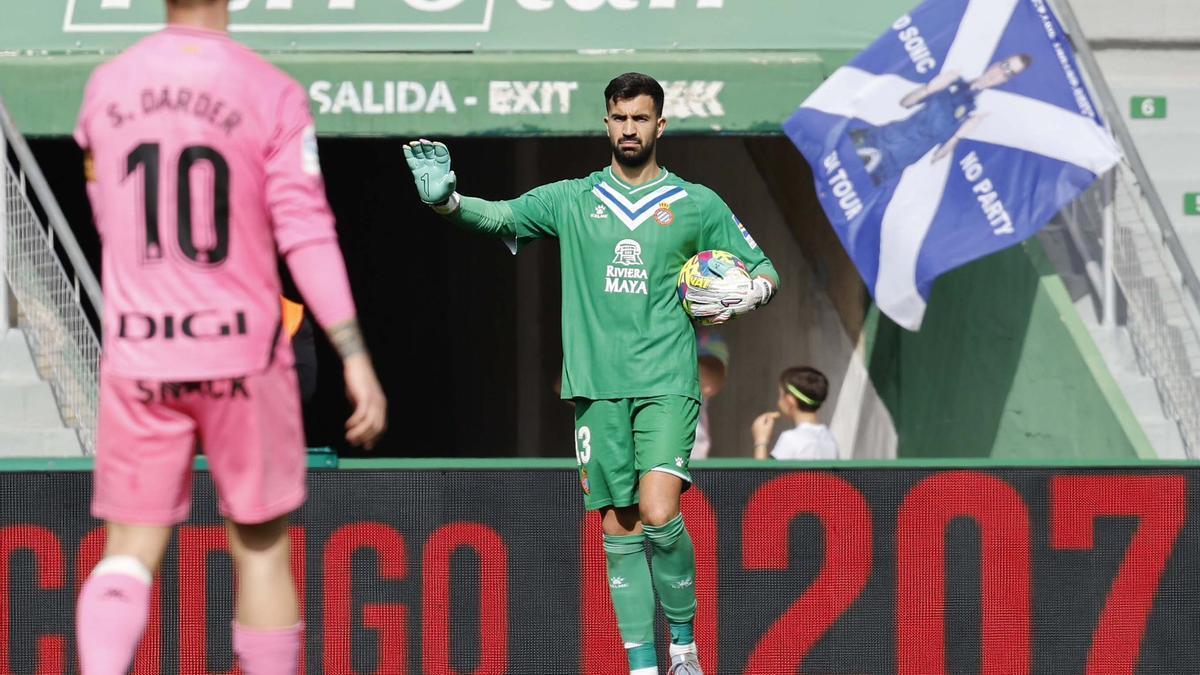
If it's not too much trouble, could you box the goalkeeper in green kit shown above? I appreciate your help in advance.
[404,73,778,675]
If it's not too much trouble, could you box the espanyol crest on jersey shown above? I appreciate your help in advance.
[783,0,1120,329]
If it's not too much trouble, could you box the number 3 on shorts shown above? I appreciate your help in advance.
[575,426,592,465]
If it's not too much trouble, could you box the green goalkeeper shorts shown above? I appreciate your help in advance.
[572,395,700,511]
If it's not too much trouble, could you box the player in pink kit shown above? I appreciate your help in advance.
[72,1,388,673]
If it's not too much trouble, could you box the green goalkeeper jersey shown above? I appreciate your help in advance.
[462,166,778,401]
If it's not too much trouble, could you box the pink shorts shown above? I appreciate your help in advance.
[93,361,306,525]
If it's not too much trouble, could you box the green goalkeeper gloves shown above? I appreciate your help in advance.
[403,139,458,208]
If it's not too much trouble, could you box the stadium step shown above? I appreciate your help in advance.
[0,428,82,457]
[0,328,83,456]
[1118,374,1167,421]
[0,381,70,429]
[1137,418,1188,460]
[0,327,41,381]
[1084,320,1143,382]
[1072,296,1187,458]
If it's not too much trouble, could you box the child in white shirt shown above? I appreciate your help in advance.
[752,366,839,460]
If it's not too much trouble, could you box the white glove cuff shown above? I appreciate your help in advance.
[430,191,461,215]
[753,277,776,306]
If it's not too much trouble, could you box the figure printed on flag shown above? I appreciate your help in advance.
[850,54,1032,186]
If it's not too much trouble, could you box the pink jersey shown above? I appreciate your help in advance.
[75,26,345,380]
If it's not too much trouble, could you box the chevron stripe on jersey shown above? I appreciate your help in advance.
[592,183,689,231]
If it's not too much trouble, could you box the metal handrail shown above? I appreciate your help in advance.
[1052,0,1200,312]
[0,95,103,312]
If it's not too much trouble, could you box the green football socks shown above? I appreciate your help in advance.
[603,532,656,671]
[643,514,698,638]
[605,516,699,671]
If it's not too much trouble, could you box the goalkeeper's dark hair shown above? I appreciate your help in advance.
[604,73,665,117]
[780,366,828,413]
[165,0,222,6]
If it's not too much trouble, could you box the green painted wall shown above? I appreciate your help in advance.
[864,239,1153,460]
[0,52,842,138]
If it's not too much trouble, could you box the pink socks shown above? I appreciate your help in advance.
[76,555,152,675]
[232,622,303,675]
[77,555,301,675]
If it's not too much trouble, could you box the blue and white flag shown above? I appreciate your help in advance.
[784,0,1120,330]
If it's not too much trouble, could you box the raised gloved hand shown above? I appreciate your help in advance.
[403,139,457,208]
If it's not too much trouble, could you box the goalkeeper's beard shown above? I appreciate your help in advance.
[611,136,656,169]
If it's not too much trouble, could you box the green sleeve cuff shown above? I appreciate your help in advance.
[444,195,518,239]
[750,261,780,288]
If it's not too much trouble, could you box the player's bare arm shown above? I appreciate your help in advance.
[326,318,368,360]
[283,244,388,449]
[322,318,387,449]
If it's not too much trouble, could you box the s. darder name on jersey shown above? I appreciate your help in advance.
[605,266,648,295]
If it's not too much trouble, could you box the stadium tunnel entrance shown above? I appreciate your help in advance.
[30,135,897,460]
